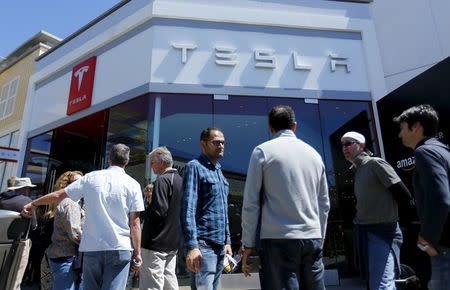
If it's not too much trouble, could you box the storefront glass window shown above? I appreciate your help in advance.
[318,100,378,274]
[0,133,12,191]
[22,131,53,199]
[106,94,154,185]
[20,92,376,277]
[213,95,269,246]
[158,93,213,165]
[268,98,324,157]
[0,130,20,191]
[213,96,269,175]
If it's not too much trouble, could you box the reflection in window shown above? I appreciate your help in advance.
[318,100,377,274]
[106,94,154,185]
[213,96,269,243]
[159,94,213,162]
[214,96,269,175]
[267,98,324,158]
[22,131,53,199]
[319,100,377,215]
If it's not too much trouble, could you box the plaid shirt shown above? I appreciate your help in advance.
[181,154,230,250]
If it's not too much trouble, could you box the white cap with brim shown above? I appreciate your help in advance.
[7,177,37,191]
[341,131,366,144]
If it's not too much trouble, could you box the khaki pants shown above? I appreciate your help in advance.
[140,248,178,290]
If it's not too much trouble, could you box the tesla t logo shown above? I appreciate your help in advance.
[67,56,97,115]
[74,66,90,90]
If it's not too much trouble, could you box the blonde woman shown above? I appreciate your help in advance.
[143,183,154,206]
[45,171,84,290]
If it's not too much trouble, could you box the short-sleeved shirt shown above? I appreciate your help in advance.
[0,191,32,213]
[65,166,144,252]
[353,152,401,224]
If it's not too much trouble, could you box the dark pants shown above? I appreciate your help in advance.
[261,239,325,290]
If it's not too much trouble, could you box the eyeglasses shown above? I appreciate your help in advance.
[341,141,357,147]
[209,140,225,146]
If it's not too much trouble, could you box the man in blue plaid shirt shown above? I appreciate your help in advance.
[181,127,232,290]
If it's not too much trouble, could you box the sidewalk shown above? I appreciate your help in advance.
[22,274,366,290]
[178,274,366,290]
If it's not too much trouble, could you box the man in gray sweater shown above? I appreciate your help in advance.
[241,105,330,290]
[342,131,408,290]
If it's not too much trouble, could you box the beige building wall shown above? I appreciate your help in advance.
[0,48,47,135]
[0,44,55,191]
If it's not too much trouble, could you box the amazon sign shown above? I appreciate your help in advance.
[67,56,97,115]
[396,156,415,172]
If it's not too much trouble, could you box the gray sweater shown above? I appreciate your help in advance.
[242,130,330,247]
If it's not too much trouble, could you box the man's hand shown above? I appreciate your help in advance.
[186,248,202,273]
[224,244,232,256]
[21,202,37,218]
[241,247,257,277]
[418,235,438,257]
[131,254,143,271]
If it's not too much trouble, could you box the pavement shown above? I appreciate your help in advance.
[22,273,367,290]
[178,274,366,290]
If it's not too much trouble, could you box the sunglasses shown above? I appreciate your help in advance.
[341,141,357,147]
[209,140,225,146]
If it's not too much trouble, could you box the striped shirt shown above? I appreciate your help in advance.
[181,154,230,250]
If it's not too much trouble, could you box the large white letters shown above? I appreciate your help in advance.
[172,43,197,64]
[170,41,352,74]
[292,52,312,71]
[254,49,276,69]
[215,47,238,66]
[329,53,351,73]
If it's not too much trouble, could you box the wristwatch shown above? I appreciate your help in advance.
[417,242,430,251]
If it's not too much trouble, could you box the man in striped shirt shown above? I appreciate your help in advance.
[181,127,232,290]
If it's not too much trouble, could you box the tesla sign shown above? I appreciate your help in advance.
[171,43,351,73]
[67,56,97,115]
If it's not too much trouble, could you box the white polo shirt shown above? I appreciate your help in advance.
[65,166,144,252]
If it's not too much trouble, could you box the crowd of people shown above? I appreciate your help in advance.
[0,103,449,290]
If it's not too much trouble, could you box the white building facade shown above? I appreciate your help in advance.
[19,0,390,278]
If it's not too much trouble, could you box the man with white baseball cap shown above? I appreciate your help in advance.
[0,177,36,213]
[341,131,411,290]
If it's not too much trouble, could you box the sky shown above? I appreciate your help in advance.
[0,0,123,58]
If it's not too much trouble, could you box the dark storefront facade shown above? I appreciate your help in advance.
[22,93,378,276]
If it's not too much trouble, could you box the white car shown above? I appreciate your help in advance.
[0,209,31,290]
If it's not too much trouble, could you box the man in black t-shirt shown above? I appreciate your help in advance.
[141,147,182,290]
[0,177,36,213]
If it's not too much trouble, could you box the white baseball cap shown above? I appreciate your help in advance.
[341,131,365,144]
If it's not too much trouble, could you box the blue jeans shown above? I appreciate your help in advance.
[429,246,450,290]
[367,232,397,290]
[49,256,82,290]
[190,240,225,290]
[261,239,325,290]
[82,250,132,290]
